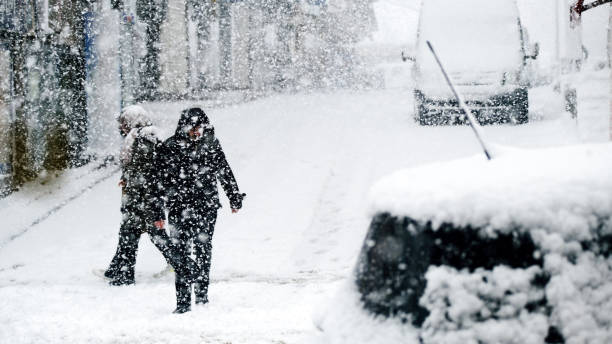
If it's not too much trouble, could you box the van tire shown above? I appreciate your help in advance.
[414,91,433,126]
[511,88,529,124]
[417,108,432,126]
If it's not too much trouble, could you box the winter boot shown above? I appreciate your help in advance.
[194,281,208,305]
[173,304,191,314]
[175,280,192,309]
[195,295,208,305]
[109,278,135,286]
[109,270,135,286]
[104,268,117,280]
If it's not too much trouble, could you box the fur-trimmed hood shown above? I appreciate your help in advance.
[117,105,162,165]
[117,105,152,130]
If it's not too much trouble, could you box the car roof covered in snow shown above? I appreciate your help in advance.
[369,143,612,243]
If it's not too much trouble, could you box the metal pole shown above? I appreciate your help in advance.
[219,0,232,89]
[119,10,136,109]
[8,41,15,125]
[8,37,16,189]
[555,0,560,63]
[426,41,493,160]
[185,2,192,94]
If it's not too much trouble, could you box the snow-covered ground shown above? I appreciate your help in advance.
[1,60,609,342]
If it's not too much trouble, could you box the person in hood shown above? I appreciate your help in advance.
[104,105,198,287]
[160,107,245,313]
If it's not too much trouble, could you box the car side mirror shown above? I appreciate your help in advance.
[526,43,539,60]
[401,51,415,62]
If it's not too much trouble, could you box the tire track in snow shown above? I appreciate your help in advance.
[292,129,374,274]
[133,269,345,286]
[211,271,345,285]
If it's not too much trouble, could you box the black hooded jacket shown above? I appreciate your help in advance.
[160,108,243,215]
[121,131,167,222]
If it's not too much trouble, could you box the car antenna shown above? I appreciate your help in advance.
[426,41,493,161]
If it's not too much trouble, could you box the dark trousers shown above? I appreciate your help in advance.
[170,208,217,307]
[106,213,196,284]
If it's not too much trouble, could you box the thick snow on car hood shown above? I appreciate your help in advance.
[365,143,612,343]
[370,143,612,243]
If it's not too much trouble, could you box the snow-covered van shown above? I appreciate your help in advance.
[413,0,538,125]
[315,144,612,344]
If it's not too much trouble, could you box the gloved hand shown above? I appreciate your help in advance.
[230,192,246,211]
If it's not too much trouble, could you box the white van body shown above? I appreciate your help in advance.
[413,0,537,125]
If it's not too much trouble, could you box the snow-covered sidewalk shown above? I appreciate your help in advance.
[0,74,609,342]
[0,157,120,249]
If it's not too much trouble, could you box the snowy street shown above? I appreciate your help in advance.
[1,65,609,343]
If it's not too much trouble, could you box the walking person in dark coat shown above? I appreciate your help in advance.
[104,105,197,287]
[161,107,245,313]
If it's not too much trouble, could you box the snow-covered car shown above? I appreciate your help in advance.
[413,0,539,125]
[315,144,612,344]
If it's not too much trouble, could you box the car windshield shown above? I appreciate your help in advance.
[417,0,522,73]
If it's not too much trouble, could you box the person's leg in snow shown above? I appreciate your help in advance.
[193,210,217,304]
[172,227,194,313]
[104,239,124,279]
[169,210,216,313]
[108,216,143,285]
[104,210,133,280]
[146,226,199,284]
[107,213,199,288]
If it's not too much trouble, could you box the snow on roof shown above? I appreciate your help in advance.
[417,0,522,72]
[369,143,612,243]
